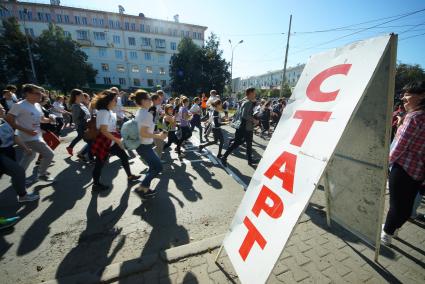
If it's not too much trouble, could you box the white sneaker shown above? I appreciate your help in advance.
[18,192,40,203]
[38,175,56,183]
[381,231,393,246]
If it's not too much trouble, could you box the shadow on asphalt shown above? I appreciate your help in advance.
[55,183,135,281]
[16,157,120,257]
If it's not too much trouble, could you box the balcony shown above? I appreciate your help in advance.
[76,39,92,46]
[154,46,167,53]
[141,45,153,51]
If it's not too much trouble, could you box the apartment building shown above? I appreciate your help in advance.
[232,64,305,93]
[0,0,208,90]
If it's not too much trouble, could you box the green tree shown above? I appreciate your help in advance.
[281,83,292,98]
[200,33,230,93]
[169,37,203,96]
[395,63,425,93]
[170,33,230,95]
[0,17,35,86]
[35,24,97,92]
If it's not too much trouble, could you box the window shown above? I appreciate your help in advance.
[63,31,71,38]
[130,51,138,59]
[128,37,136,46]
[154,27,158,34]
[74,16,81,24]
[168,28,172,35]
[186,31,190,37]
[56,14,62,23]
[158,54,165,62]
[113,35,120,44]
[24,11,33,20]
[109,20,114,28]
[117,65,125,72]
[141,37,151,46]
[115,21,120,29]
[25,28,35,37]
[119,78,126,85]
[101,63,109,71]
[180,31,185,37]
[146,25,150,33]
[173,29,177,36]
[155,39,166,48]
[93,32,106,40]
[103,77,112,85]
[144,52,151,60]
[193,32,196,38]
[125,22,130,30]
[99,19,104,26]
[159,67,165,75]
[64,15,69,23]
[131,23,136,31]
[77,30,88,40]
[147,79,154,87]
[133,78,140,86]
[132,65,140,72]
[170,42,177,50]
[146,66,153,74]
[81,47,90,55]
[92,18,97,26]
[37,12,44,21]
[161,80,166,87]
[140,24,145,32]
[18,10,25,20]
[98,47,107,57]
[115,50,123,59]
[82,17,87,25]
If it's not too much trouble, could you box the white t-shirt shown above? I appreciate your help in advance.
[136,108,155,145]
[114,97,125,120]
[51,101,65,118]
[190,104,201,115]
[206,95,219,108]
[96,109,117,132]
[8,100,43,142]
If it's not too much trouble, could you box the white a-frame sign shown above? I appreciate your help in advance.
[221,34,397,284]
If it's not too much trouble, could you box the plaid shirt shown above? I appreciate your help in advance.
[390,110,425,183]
[91,132,121,162]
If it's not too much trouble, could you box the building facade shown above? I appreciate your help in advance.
[0,1,207,90]
[232,64,305,93]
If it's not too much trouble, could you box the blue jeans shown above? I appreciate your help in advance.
[136,144,162,188]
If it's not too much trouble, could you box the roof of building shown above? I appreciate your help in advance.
[13,1,208,30]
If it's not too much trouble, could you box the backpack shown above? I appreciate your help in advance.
[83,116,98,141]
[120,118,141,150]
[231,100,249,129]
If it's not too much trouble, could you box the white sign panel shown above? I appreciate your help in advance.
[223,35,392,284]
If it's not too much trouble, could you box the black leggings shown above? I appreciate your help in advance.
[92,143,131,185]
[55,117,64,135]
[176,126,192,155]
[164,131,179,149]
[200,128,224,156]
[69,124,85,149]
[384,163,422,235]
[223,129,253,162]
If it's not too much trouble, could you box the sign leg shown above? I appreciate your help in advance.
[215,244,224,263]
[324,173,332,227]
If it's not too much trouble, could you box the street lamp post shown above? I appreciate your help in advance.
[23,8,37,83]
[228,39,243,94]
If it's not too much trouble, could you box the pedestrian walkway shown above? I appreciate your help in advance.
[114,187,425,283]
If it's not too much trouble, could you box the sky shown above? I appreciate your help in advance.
[24,0,425,79]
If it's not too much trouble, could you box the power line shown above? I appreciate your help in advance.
[290,7,425,55]
[399,20,425,34]
[399,31,425,41]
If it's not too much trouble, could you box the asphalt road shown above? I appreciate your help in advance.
[0,125,267,283]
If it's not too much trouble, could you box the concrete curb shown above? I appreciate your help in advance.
[43,234,225,284]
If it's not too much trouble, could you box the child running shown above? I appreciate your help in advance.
[132,90,167,198]
[163,104,179,150]
[199,99,227,158]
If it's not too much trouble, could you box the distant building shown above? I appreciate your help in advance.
[0,1,207,90]
[232,64,305,93]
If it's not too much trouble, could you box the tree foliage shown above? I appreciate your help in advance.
[35,23,97,92]
[0,17,34,85]
[0,18,96,91]
[170,33,230,96]
[395,63,425,93]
